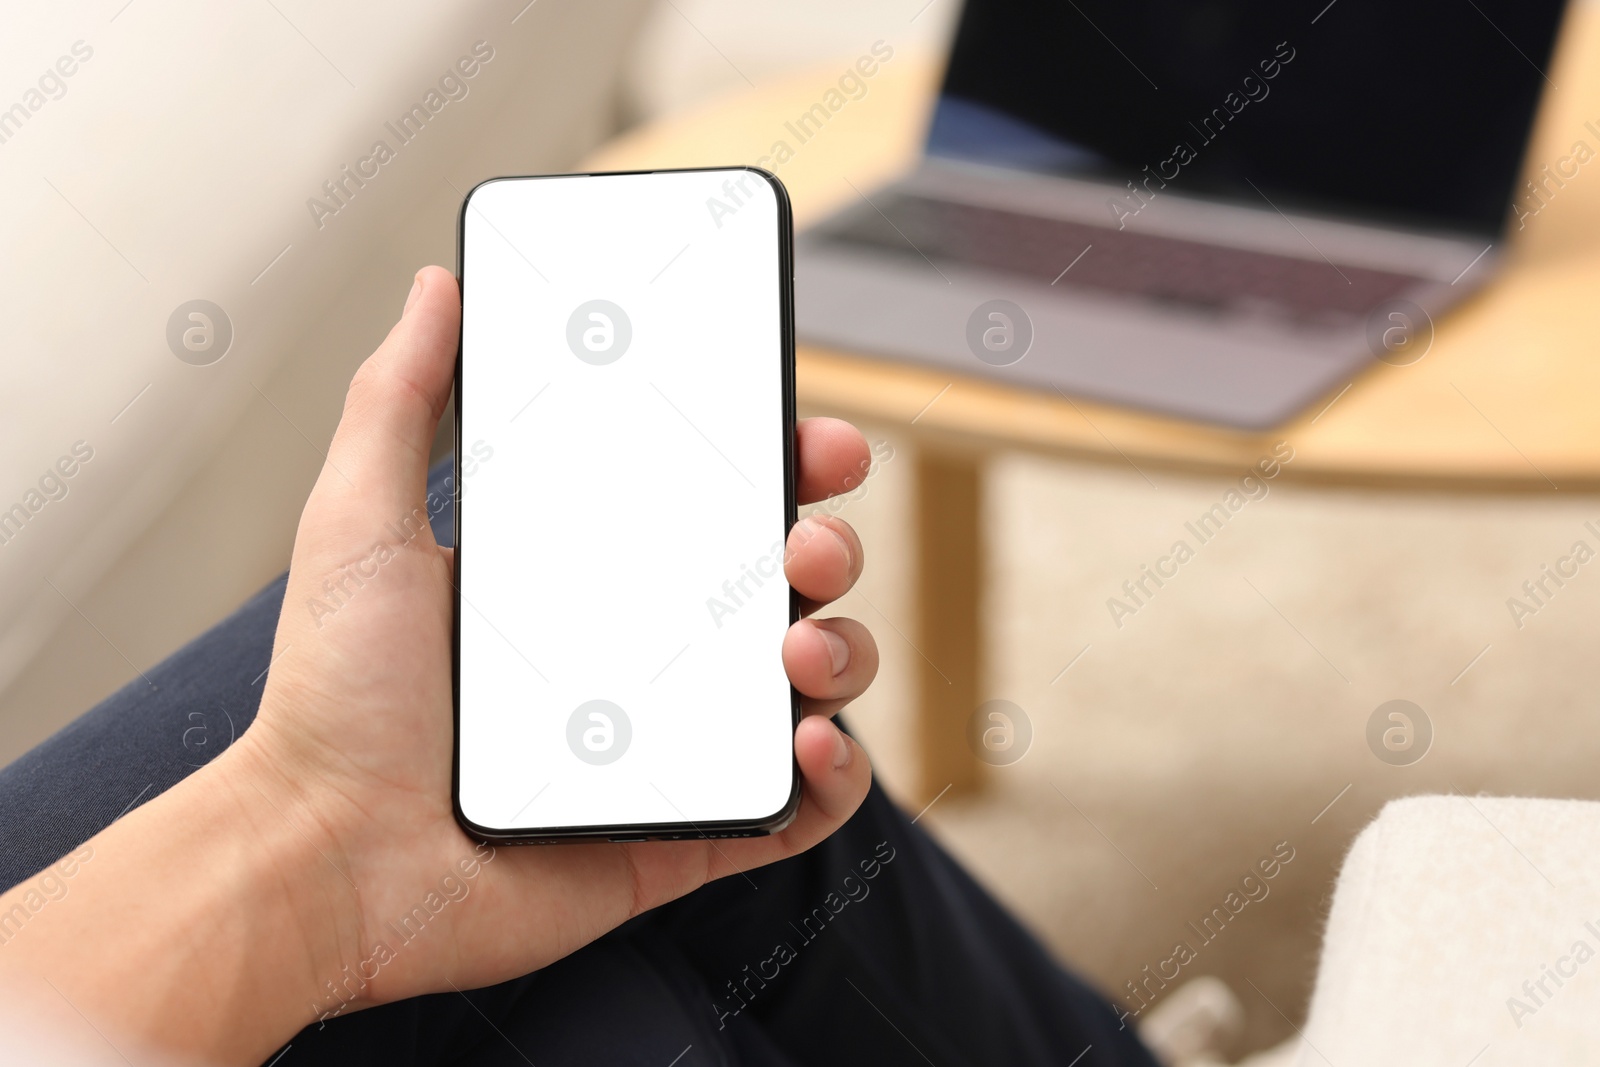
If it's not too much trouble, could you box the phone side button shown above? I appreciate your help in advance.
[608,835,648,843]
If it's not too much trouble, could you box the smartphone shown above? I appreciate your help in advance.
[453,167,798,844]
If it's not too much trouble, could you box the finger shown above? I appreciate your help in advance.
[713,716,871,874]
[785,514,862,612]
[321,266,460,514]
[782,617,878,712]
[797,418,871,505]
[772,717,872,852]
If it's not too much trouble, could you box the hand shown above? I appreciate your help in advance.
[0,267,880,1066]
[244,264,879,1013]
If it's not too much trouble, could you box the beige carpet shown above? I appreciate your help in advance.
[820,415,1600,1059]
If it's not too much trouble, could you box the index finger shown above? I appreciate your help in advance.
[796,418,872,505]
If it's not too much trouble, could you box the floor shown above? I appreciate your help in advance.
[815,414,1600,1057]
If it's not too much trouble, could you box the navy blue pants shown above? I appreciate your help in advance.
[0,462,1156,1067]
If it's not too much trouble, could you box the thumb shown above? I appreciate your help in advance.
[317,266,460,518]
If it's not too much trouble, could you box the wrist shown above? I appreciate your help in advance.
[0,734,366,1064]
[202,731,371,1032]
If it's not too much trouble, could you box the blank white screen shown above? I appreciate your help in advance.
[457,169,794,834]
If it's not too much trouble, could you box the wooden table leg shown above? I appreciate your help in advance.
[914,446,985,801]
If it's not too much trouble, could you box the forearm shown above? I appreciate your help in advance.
[0,740,357,1065]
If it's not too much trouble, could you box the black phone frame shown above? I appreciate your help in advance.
[451,166,801,845]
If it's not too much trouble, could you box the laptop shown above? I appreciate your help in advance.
[795,0,1569,429]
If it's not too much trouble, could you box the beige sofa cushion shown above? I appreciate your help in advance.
[0,2,647,750]
[1296,795,1600,1065]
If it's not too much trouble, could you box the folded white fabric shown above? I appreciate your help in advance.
[1295,795,1600,1065]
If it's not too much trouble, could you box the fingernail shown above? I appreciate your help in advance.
[403,272,424,317]
[829,524,853,573]
[819,625,850,677]
[795,515,853,572]
[830,727,852,770]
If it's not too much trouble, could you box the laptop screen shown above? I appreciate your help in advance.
[929,0,1568,237]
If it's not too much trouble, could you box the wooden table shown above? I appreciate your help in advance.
[586,12,1600,800]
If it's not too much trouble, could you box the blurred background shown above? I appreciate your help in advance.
[4,1,1600,1060]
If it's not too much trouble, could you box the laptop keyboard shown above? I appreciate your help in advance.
[814,193,1421,323]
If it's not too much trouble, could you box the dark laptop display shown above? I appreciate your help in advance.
[930,0,1567,237]
[796,0,1572,428]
